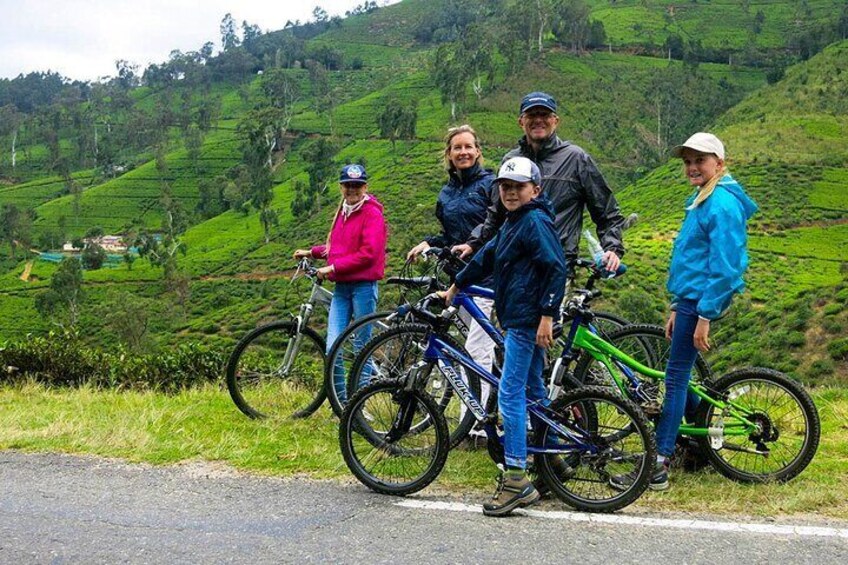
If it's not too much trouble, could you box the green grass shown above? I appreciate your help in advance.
[0,382,845,517]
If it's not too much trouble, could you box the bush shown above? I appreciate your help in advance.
[806,359,835,380]
[0,335,227,391]
[827,337,848,361]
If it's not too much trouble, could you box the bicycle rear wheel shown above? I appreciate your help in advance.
[325,310,398,418]
[347,324,481,449]
[339,379,449,495]
[536,386,656,513]
[226,321,326,419]
[694,367,820,483]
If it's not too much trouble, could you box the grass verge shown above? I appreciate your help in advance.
[1,383,846,518]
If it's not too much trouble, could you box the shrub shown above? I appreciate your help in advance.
[827,337,848,361]
[0,336,226,391]
[806,359,835,380]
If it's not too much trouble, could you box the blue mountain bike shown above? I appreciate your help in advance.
[339,287,657,513]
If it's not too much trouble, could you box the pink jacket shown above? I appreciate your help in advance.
[311,196,387,283]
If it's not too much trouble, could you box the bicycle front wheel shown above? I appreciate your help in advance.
[325,310,398,418]
[347,324,481,449]
[694,367,820,483]
[536,386,656,513]
[340,379,449,495]
[226,321,327,419]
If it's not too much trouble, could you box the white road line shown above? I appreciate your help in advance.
[395,500,848,539]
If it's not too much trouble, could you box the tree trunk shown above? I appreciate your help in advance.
[450,101,457,122]
[10,128,16,169]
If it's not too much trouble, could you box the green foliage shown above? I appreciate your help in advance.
[0,336,225,391]
[376,96,418,150]
[34,256,83,331]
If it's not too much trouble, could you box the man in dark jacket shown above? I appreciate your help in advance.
[453,92,625,274]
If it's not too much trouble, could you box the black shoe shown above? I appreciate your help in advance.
[482,472,540,517]
[610,461,669,492]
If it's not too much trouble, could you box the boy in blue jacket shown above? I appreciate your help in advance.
[444,156,567,516]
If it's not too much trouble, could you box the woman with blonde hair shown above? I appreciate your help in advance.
[407,125,497,439]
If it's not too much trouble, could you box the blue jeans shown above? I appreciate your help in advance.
[500,327,548,470]
[327,281,378,403]
[655,299,702,457]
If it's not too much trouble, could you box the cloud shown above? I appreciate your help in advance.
[1,0,397,82]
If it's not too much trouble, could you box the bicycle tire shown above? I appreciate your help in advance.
[536,386,656,513]
[572,323,712,416]
[694,367,820,483]
[226,321,327,419]
[325,310,398,418]
[347,323,481,449]
[339,379,450,495]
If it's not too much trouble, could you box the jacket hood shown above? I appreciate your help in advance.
[506,196,555,221]
[361,194,384,212]
[717,175,758,219]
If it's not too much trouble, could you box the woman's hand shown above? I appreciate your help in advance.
[665,311,676,340]
[694,318,711,352]
[439,285,458,306]
[451,243,474,260]
[407,241,431,261]
[536,316,554,349]
[316,265,334,281]
[293,249,311,260]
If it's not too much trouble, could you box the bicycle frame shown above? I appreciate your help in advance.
[563,316,762,443]
[280,265,333,376]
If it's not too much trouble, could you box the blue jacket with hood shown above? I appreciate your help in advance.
[667,174,758,320]
[425,163,495,249]
[455,197,567,329]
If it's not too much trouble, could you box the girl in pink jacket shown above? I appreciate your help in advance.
[293,164,387,402]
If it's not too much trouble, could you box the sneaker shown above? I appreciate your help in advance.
[609,461,669,492]
[482,472,540,517]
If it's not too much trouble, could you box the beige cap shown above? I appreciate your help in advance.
[672,132,725,160]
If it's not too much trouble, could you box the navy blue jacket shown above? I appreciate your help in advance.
[455,198,567,329]
[425,163,495,248]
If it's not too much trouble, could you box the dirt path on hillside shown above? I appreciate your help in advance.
[19,261,32,281]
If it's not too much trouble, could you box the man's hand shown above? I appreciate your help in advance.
[602,250,621,272]
[293,249,311,259]
[694,318,711,352]
[451,243,474,260]
[316,265,334,281]
[665,311,676,340]
[407,241,431,261]
[536,316,554,349]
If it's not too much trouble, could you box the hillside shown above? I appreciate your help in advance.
[0,0,845,385]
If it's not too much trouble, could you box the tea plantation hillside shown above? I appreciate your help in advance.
[0,1,845,386]
[615,41,848,383]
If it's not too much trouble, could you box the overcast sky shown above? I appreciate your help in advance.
[1,0,398,82]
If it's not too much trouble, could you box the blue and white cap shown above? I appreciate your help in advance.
[340,164,368,184]
[495,157,542,186]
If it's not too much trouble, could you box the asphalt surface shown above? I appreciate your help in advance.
[1,451,846,564]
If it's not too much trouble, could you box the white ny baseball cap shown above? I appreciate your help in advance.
[672,132,725,160]
[495,157,542,185]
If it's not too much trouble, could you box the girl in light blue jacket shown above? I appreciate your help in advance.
[612,132,757,492]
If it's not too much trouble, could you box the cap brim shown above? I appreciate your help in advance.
[520,102,557,114]
[495,173,534,184]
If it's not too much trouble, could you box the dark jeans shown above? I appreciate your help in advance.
[655,299,702,457]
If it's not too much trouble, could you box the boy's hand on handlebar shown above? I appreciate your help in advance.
[694,318,711,352]
[407,241,431,261]
[602,250,621,272]
[536,316,554,349]
[293,249,311,259]
[451,243,474,260]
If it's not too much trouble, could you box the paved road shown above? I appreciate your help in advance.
[1,452,846,564]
